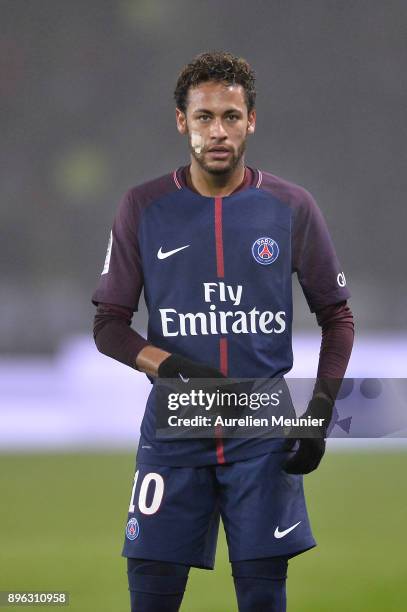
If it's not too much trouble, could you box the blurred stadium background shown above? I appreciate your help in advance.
[1,1,406,610]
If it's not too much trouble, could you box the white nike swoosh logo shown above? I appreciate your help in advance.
[157,245,190,259]
[274,521,301,539]
[179,373,190,383]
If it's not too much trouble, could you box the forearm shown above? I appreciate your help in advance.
[313,301,355,402]
[93,304,221,378]
[93,303,165,371]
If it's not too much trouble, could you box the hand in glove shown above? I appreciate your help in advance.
[284,393,333,475]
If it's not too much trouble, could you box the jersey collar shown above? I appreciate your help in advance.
[173,165,262,195]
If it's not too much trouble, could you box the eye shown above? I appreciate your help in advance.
[198,114,211,122]
[227,114,240,121]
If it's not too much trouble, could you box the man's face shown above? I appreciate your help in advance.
[176,81,256,175]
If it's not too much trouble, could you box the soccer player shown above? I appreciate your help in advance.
[92,52,354,612]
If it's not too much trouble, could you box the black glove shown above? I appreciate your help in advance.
[156,354,226,432]
[283,393,333,475]
[158,353,225,380]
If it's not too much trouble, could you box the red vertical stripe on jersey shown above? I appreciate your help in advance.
[215,427,226,464]
[214,197,225,278]
[215,336,228,464]
[219,337,228,376]
[214,197,226,464]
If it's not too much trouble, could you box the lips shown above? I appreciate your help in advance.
[207,147,231,159]
[208,147,230,153]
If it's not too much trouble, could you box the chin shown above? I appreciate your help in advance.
[205,163,233,176]
[201,157,237,175]
[191,149,242,176]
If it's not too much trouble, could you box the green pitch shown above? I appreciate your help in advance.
[0,451,405,611]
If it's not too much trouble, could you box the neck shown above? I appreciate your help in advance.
[189,158,246,197]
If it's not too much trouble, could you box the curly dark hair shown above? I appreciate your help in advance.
[174,51,256,113]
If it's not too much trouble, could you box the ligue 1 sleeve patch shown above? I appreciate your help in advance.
[252,237,279,265]
[101,230,113,275]
[337,271,346,287]
[126,517,140,540]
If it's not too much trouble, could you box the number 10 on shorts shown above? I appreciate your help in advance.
[128,470,165,515]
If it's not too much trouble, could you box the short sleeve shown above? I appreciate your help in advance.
[92,189,144,310]
[292,190,351,312]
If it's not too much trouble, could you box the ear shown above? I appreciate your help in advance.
[176,108,187,135]
[247,108,256,135]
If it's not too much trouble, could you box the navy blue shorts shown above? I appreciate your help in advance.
[122,450,316,569]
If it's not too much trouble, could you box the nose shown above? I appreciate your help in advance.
[209,118,227,140]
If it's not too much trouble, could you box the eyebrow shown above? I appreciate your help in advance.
[192,108,243,115]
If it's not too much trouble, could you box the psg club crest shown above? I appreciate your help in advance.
[251,237,279,265]
[126,517,140,540]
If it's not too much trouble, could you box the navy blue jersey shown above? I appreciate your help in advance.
[92,166,350,465]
